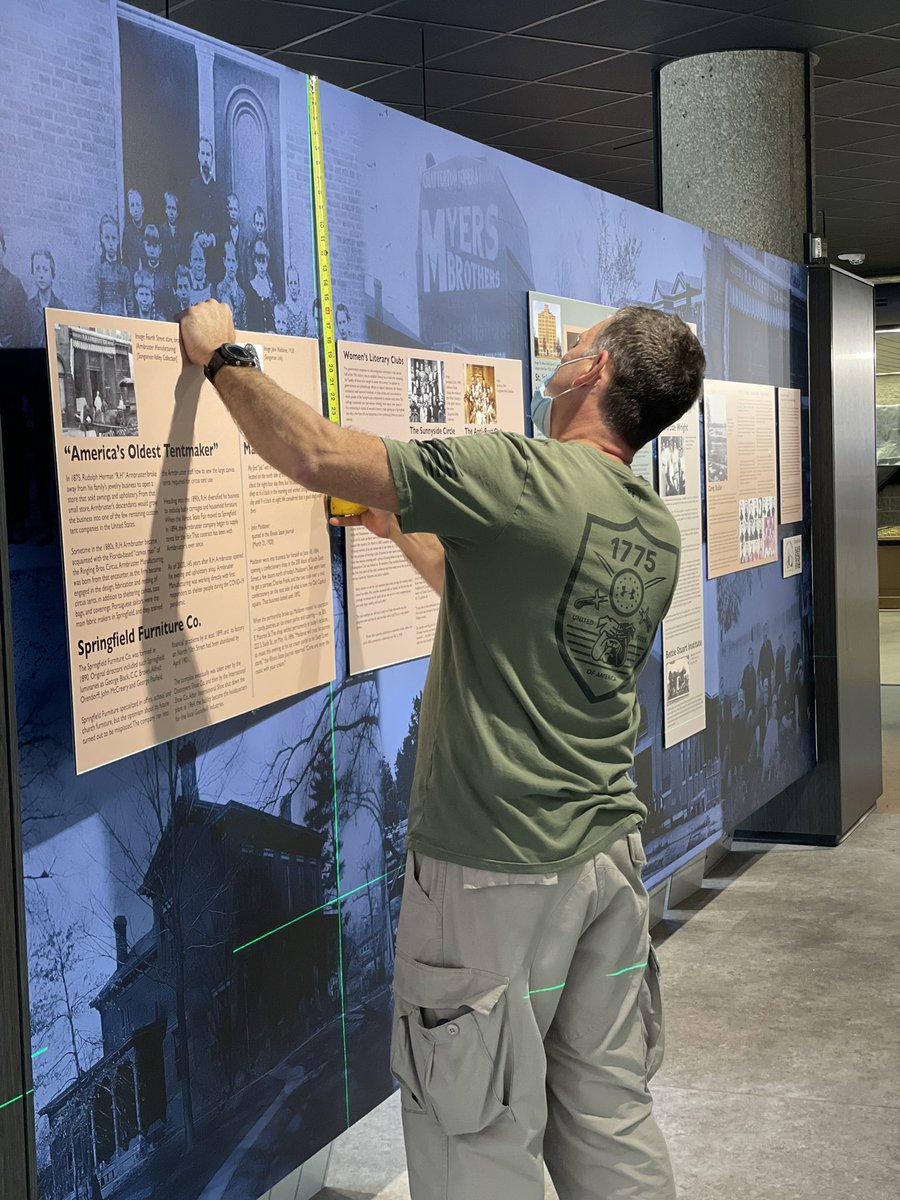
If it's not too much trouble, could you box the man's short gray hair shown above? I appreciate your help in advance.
[589,306,706,450]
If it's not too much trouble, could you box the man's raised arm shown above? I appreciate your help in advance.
[178,299,399,511]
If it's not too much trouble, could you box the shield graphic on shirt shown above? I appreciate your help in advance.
[555,513,679,703]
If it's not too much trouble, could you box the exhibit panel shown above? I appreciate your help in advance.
[338,340,525,674]
[0,3,815,1198]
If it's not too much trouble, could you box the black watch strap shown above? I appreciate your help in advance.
[204,343,259,383]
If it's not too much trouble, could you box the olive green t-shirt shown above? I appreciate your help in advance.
[384,432,681,873]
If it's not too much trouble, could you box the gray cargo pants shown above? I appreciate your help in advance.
[390,829,675,1199]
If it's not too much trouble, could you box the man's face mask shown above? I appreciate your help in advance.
[530,352,598,439]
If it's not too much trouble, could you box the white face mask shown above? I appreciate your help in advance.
[531,353,597,439]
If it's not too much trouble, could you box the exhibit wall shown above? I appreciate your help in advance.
[0,3,813,1199]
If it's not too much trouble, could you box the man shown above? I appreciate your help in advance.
[140,224,173,320]
[160,190,184,278]
[185,137,224,254]
[0,227,27,348]
[122,187,145,275]
[25,248,65,347]
[178,299,705,1200]
[741,642,757,715]
[757,621,775,694]
[335,301,352,341]
[224,191,245,283]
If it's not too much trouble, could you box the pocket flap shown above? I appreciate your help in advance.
[394,953,509,1015]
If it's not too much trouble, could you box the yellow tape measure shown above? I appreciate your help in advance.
[308,75,366,519]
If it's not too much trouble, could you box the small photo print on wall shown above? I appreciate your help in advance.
[660,434,686,497]
[54,323,138,437]
[666,659,690,701]
[408,357,446,424]
[705,391,728,482]
[783,533,802,578]
[463,363,497,427]
[739,495,776,564]
[564,324,585,353]
[532,299,562,359]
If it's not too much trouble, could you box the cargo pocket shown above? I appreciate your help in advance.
[638,944,665,1081]
[390,951,510,1134]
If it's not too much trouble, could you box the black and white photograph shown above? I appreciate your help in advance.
[407,357,445,424]
[739,497,755,564]
[54,323,138,437]
[764,495,776,557]
[660,434,686,498]
[463,363,497,427]
[705,391,728,482]
[666,660,690,701]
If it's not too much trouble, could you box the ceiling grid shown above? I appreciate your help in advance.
[132,0,900,273]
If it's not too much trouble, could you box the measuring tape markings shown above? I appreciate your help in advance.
[308,75,365,518]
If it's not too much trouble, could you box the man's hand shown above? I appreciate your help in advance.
[179,299,236,367]
[329,507,399,540]
[331,508,444,594]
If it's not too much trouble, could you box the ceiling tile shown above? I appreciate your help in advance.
[357,67,426,105]
[286,0,400,10]
[814,79,900,116]
[822,197,900,219]
[849,99,900,122]
[828,156,900,181]
[846,129,900,154]
[815,175,887,198]
[524,0,737,51]
[420,69,529,107]
[813,34,900,80]
[607,133,654,157]
[431,109,543,139]
[430,35,618,81]
[542,150,654,180]
[268,52,397,88]
[755,0,900,34]
[553,52,669,94]
[388,102,426,119]
[573,94,654,126]
[647,0,764,10]
[651,14,848,56]
[860,66,900,85]
[383,0,588,34]
[815,118,898,149]
[816,147,899,174]
[296,15,484,62]
[455,81,622,118]
[832,179,900,202]
[177,0,346,50]
[491,121,640,152]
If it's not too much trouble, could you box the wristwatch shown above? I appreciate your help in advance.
[204,342,260,383]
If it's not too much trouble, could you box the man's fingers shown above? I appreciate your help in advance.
[328,515,364,528]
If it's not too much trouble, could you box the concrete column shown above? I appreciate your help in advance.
[658,50,814,263]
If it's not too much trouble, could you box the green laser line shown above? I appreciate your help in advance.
[31,1047,48,1060]
[606,961,648,977]
[232,866,405,954]
[0,1089,34,1112]
[524,983,567,999]
[330,682,351,1130]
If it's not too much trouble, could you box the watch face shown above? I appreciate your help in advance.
[224,343,251,359]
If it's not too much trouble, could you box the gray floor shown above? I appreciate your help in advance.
[307,629,900,1200]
